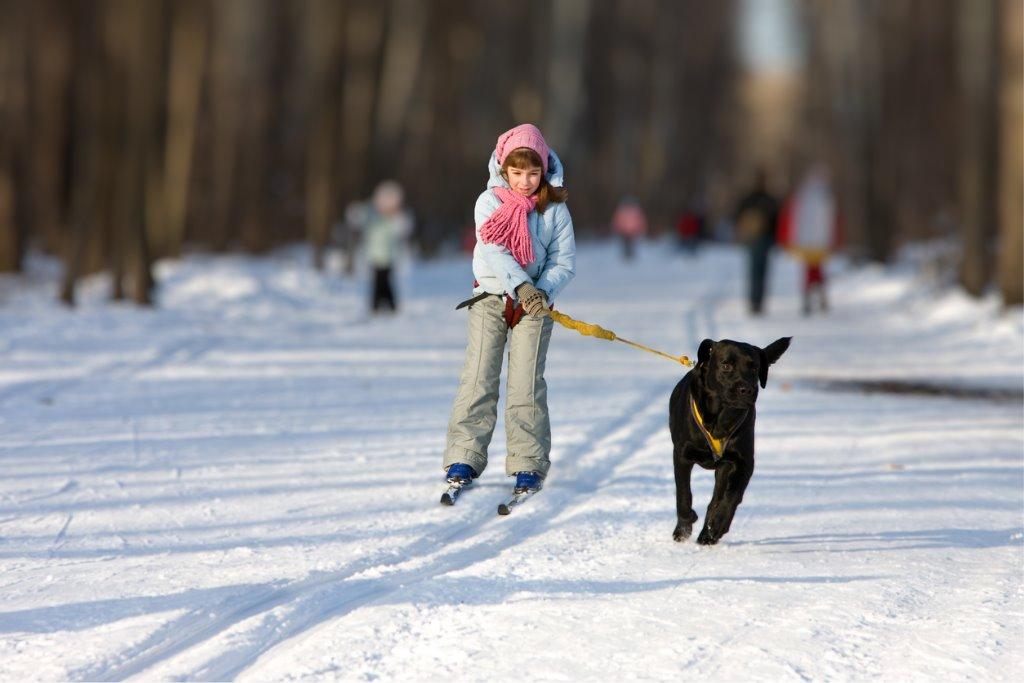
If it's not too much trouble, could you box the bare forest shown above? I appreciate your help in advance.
[0,0,1020,305]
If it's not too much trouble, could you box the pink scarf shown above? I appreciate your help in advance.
[478,187,537,267]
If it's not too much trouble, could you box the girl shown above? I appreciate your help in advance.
[443,124,576,496]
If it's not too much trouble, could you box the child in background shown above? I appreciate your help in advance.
[362,180,411,314]
[443,124,576,498]
[611,197,647,261]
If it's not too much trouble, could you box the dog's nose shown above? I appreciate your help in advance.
[736,384,753,397]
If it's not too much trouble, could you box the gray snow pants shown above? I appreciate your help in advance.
[444,295,554,478]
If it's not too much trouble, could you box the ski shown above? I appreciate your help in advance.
[497,489,538,515]
[440,480,469,506]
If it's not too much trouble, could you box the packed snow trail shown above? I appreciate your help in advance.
[0,242,1020,681]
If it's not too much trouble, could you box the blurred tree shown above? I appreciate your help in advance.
[0,0,29,273]
[543,0,591,179]
[339,0,384,204]
[207,0,249,252]
[27,0,73,258]
[62,3,107,305]
[996,0,1022,305]
[801,0,960,264]
[375,0,428,171]
[956,0,999,297]
[103,0,159,304]
[302,0,345,271]
[162,0,208,259]
[668,2,737,223]
[799,0,1021,304]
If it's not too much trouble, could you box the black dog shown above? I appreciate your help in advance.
[669,337,791,545]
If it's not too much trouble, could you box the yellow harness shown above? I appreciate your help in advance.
[689,393,750,460]
[689,395,727,458]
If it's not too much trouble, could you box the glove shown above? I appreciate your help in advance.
[516,282,549,317]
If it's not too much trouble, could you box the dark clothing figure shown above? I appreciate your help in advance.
[676,211,704,255]
[734,188,779,315]
[747,240,771,312]
[372,267,396,312]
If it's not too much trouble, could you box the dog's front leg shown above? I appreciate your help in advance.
[672,448,698,541]
[697,460,752,545]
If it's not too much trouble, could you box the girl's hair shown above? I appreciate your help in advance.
[501,148,569,213]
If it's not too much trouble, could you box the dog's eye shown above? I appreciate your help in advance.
[721,363,733,372]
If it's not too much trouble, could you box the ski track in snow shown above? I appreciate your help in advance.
[193,384,673,681]
[72,279,723,682]
[0,242,1021,681]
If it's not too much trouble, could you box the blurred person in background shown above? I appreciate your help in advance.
[734,168,780,315]
[361,180,412,314]
[675,195,706,256]
[778,166,843,315]
[443,124,575,497]
[611,197,648,261]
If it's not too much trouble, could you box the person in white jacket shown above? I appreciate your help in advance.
[362,180,411,314]
[778,166,842,315]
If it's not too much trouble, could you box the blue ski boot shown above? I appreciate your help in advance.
[497,471,543,515]
[440,463,477,506]
[445,463,477,484]
[513,471,543,493]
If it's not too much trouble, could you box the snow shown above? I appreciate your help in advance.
[0,241,1021,681]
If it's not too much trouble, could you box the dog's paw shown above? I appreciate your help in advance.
[672,524,693,542]
[696,528,720,545]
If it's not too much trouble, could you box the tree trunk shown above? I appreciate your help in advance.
[543,0,590,157]
[374,0,427,171]
[303,0,345,270]
[208,0,246,251]
[26,0,72,255]
[130,0,160,305]
[0,0,29,273]
[997,0,1023,305]
[957,0,999,296]
[639,0,678,226]
[61,5,104,306]
[235,0,272,254]
[338,0,384,203]
[102,0,156,305]
[162,0,208,259]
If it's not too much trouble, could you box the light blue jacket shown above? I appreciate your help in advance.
[472,150,576,302]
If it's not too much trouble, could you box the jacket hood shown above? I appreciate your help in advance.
[486,149,565,190]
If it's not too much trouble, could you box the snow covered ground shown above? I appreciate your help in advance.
[0,241,1021,681]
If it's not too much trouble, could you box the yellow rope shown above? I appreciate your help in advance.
[549,310,693,367]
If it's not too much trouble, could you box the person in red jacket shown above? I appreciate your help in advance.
[675,203,704,255]
[777,166,842,315]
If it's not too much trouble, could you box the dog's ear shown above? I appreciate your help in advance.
[758,337,792,388]
[697,339,714,365]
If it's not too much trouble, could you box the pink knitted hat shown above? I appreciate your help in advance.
[495,124,550,174]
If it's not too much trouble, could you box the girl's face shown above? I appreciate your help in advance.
[505,164,543,197]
